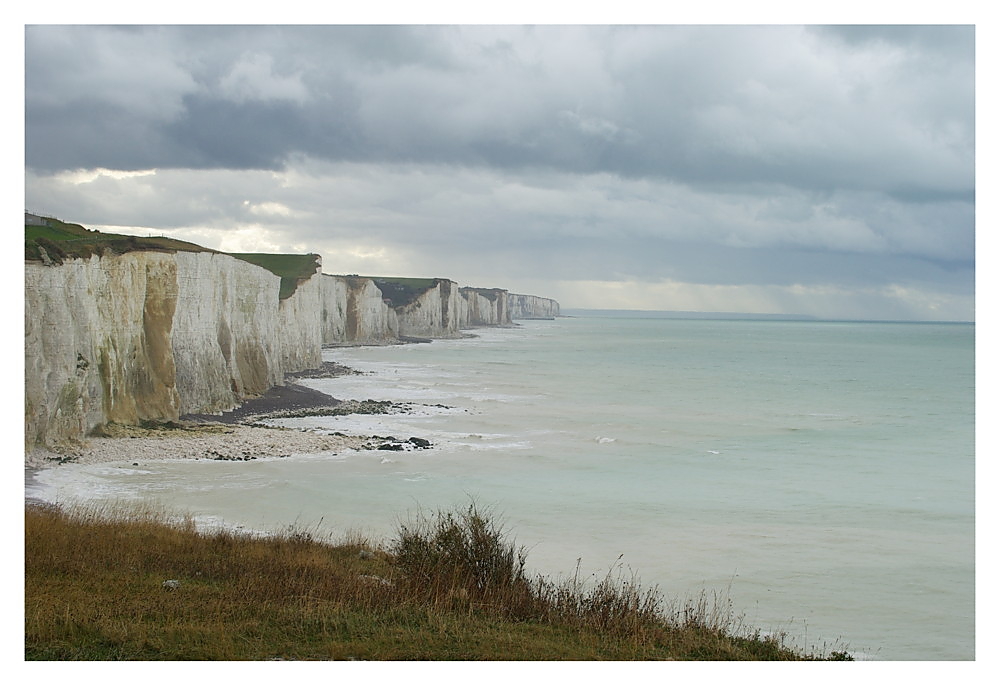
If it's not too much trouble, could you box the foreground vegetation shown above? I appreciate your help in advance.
[25,503,848,661]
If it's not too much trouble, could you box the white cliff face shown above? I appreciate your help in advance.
[276,263,324,372]
[25,251,326,447]
[508,293,560,319]
[170,252,284,416]
[26,253,184,446]
[25,248,561,448]
[320,275,399,345]
[320,275,349,343]
[459,288,511,327]
[395,279,464,338]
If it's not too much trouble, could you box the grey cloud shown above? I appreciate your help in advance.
[813,24,974,53]
[23,25,975,321]
[25,26,974,194]
[162,97,334,170]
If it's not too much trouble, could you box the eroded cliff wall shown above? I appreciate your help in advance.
[459,287,511,327]
[320,275,399,345]
[25,252,183,447]
[170,251,285,416]
[394,279,464,339]
[508,293,560,319]
[276,263,324,372]
[25,251,324,446]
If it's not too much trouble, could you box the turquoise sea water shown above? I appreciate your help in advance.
[30,314,975,660]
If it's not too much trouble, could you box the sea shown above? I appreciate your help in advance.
[27,312,976,660]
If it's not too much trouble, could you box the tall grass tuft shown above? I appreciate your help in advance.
[392,504,535,615]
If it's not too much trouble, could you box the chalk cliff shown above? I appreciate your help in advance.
[25,252,182,447]
[320,279,519,341]
[169,251,284,416]
[25,235,560,448]
[393,279,464,339]
[25,251,324,446]
[460,287,511,327]
[320,275,399,346]
[508,293,561,319]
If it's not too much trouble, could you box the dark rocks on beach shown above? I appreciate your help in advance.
[333,400,402,415]
[285,361,365,380]
[172,367,445,457]
[364,435,434,451]
[238,399,424,423]
[180,383,342,425]
[205,448,283,461]
[179,370,456,426]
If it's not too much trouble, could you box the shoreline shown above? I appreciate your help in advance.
[24,423,375,470]
[23,361,406,500]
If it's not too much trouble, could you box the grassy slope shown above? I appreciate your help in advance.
[363,277,439,307]
[226,253,321,299]
[24,504,843,661]
[24,217,318,300]
[25,218,214,262]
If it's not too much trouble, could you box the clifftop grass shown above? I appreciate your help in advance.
[226,253,321,299]
[366,276,439,307]
[25,217,214,263]
[24,503,849,661]
[24,216,318,299]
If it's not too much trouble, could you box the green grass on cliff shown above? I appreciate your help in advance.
[24,216,318,300]
[24,502,850,661]
[25,217,213,263]
[226,253,321,299]
[362,276,439,307]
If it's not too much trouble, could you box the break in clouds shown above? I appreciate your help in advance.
[24,25,975,320]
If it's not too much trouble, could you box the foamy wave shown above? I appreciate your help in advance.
[465,441,531,451]
[594,436,616,444]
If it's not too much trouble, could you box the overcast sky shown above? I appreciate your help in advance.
[23,23,976,320]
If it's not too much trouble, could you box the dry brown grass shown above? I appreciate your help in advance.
[25,502,840,660]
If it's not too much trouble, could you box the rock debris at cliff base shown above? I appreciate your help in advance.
[23,425,375,468]
[179,382,344,425]
[24,391,443,468]
[285,361,365,379]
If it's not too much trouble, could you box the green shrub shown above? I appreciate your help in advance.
[393,504,531,603]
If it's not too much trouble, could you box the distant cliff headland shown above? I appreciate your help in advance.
[24,213,559,448]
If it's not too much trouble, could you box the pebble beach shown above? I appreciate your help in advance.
[24,363,388,483]
[24,423,372,470]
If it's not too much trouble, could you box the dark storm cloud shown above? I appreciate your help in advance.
[23,24,976,320]
[814,24,974,51]
[26,25,974,191]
